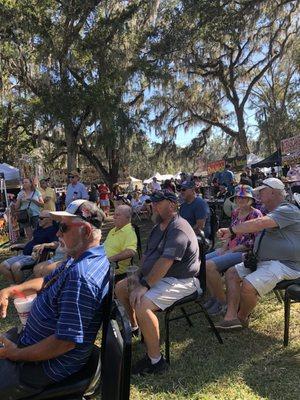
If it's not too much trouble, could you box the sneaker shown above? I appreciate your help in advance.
[215,318,243,331]
[203,297,217,310]
[206,300,227,316]
[132,354,169,376]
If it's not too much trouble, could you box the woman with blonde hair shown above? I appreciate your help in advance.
[15,177,44,239]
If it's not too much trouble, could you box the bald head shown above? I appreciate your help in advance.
[114,205,132,229]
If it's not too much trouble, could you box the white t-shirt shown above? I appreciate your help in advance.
[151,181,161,191]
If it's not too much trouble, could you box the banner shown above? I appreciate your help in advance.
[281,135,300,155]
[207,160,225,175]
[226,155,247,171]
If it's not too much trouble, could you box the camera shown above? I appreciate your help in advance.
[244,251,258,272]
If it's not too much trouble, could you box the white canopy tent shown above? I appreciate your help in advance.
[0,163,21,189]
[143,172,175,184]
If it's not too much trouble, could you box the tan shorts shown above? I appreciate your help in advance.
[144,277,201,310]
[235,260,300,297]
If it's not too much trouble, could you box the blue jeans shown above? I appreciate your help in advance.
[206,250,243,273]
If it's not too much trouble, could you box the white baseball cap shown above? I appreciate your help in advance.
[254,178,285,192]
[49,200,105,228]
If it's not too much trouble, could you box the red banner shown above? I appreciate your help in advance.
[207,160,225,175]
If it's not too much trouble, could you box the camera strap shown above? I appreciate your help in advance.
[254,229,266,257]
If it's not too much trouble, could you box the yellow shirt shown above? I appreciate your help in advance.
[40,187,56,211]
[104,223,137,274]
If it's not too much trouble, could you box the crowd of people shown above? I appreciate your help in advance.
[0,162,299,397]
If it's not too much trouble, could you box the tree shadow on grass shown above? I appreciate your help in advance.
[131,302,299,400]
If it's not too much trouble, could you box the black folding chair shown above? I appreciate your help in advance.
[163,233,223,364]
[23,264,115,400]
[101,300,132,400]
[283,283,300,346]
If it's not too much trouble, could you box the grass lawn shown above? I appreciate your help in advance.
[0,218,299,400]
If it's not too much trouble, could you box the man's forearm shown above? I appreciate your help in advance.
[7,277,45,297]
[7,334,75,362]
[108,249,135,263]
[144,258,174,287]
[232,216,277,235]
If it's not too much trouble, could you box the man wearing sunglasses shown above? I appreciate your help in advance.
[216,178,300,330]
[116,190,200,375]
[0,211,58,283]
[65,170,89,207]
[0,200,109,399]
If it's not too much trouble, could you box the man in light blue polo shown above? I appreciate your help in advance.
[0,200,109,399]
[65,170,89,206]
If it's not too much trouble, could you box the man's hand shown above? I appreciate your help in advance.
[217,228,231,241]
[0,336,18,360]
[33,244,46,255]
[0,289,10,318]
[129,285,148,308]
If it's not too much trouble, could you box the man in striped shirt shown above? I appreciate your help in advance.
[0,200,109,399]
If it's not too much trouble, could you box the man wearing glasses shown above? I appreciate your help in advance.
[65,170,89,207]
[0,200,109,399]
[0,211,58,283]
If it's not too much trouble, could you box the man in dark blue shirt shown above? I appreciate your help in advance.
[0,211,58,283]
[0,200,109,399]
[179,181,211,238]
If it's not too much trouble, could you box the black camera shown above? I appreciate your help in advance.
[244,251,258,272]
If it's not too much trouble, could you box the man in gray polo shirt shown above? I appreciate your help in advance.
[115,190,200,375]
[215,178,300,330]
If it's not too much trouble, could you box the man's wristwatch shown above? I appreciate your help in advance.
[139,277,151,290]
[229,226,236,238]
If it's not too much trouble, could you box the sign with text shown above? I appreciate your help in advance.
[207,160,225,175]
[281,135,300,155]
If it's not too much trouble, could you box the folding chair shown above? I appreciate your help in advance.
[163,233,223,364]
[23,264,115,400]
[283,283,300,346]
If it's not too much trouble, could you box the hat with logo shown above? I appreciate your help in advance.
[49,200,105,228]
[254,178,285,193]
[150,190,178,203]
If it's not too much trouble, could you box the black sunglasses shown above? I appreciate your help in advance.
[58,222,71,233]
[180,188,186,192]
[39,216,48,220]
[68,175,75,179]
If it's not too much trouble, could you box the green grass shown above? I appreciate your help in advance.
[0,219,299,400]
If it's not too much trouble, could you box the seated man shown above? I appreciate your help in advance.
[0,211,58,283]
[33,241,67,278]
[115,190,200,375]
[215,178,300,330]
[104,205,137,278]
[179,180,211,237]
[0,200,109,399]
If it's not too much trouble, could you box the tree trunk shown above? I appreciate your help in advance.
[64,124,78,172]
[236,108,250,155]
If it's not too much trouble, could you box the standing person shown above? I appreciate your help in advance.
[219,164,235,195]
[179,181,211,238]
[150,177,161,193]
[98,182,110,216]
[89,183,99,204]
[15,178,44,240]
[65,170,89,207]
[39,178,56,212]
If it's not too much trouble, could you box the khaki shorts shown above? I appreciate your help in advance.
[235,260,300,297]
[144,277,201,310]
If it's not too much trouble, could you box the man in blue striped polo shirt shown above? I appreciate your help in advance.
[0,200,109,399]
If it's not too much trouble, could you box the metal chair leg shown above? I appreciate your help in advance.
[164,311,170,364]
[180,307,193,327]
[274,289,285,303]
[198,303,223,344]
[284,291,291,347]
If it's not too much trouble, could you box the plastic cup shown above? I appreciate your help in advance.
[126,265,139,292]
[14,294,37,327]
